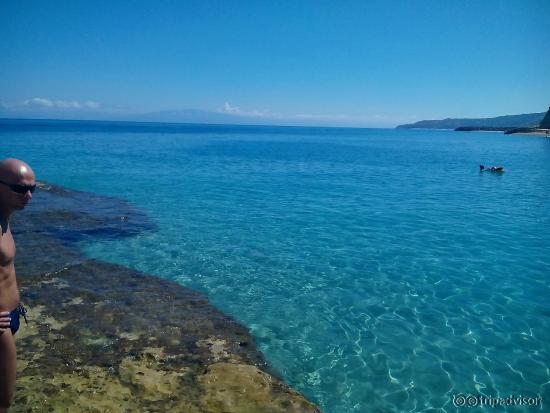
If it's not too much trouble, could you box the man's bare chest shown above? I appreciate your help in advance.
[0,230,15,267]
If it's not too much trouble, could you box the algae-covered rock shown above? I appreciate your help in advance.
[199,363,321,413]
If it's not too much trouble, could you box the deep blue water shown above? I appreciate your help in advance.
[2,119,549,412]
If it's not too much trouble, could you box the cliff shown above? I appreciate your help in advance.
[539,107,550,129]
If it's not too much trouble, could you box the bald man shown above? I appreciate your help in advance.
[0,158,35,411]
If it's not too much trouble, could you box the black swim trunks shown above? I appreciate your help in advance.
[9,303,28,335]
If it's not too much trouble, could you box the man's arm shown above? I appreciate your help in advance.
[0,312,11,335]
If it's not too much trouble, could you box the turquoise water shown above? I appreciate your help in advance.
[2,120,549,412]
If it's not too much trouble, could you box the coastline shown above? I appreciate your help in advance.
[510,128,549,136]
[12,184,321,412]
[455,127,550,136]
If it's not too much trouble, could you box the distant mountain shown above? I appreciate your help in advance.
[128,109,273,125]
[396,112,545,129]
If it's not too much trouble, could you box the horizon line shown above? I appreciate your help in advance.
[0,116,397,131]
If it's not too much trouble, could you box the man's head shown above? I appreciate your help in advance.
[0,158,36,214]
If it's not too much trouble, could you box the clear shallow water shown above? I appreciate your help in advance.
[2,120,549,412]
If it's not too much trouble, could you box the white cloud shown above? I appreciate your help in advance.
[18,97,101,110]
[24,97,54,108]
[220,102,273,118]
[222,102,240,114]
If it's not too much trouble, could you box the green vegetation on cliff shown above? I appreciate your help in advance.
[397,112,545,129]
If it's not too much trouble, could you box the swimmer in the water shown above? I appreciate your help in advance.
[480,165,504,173]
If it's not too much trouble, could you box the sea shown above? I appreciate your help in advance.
[1,119,549,412]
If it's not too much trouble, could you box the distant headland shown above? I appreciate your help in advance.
[397,107,550,135]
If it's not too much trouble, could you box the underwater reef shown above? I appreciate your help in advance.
[12,184,321,413]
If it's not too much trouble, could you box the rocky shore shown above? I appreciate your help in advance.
[11,184,321,412]
[454,126,550,136]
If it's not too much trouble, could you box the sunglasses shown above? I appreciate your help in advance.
[0,180,37,194]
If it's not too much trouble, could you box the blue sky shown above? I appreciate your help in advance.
[1,0,549,127]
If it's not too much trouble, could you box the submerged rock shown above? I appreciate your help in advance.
[12,185,321,412]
